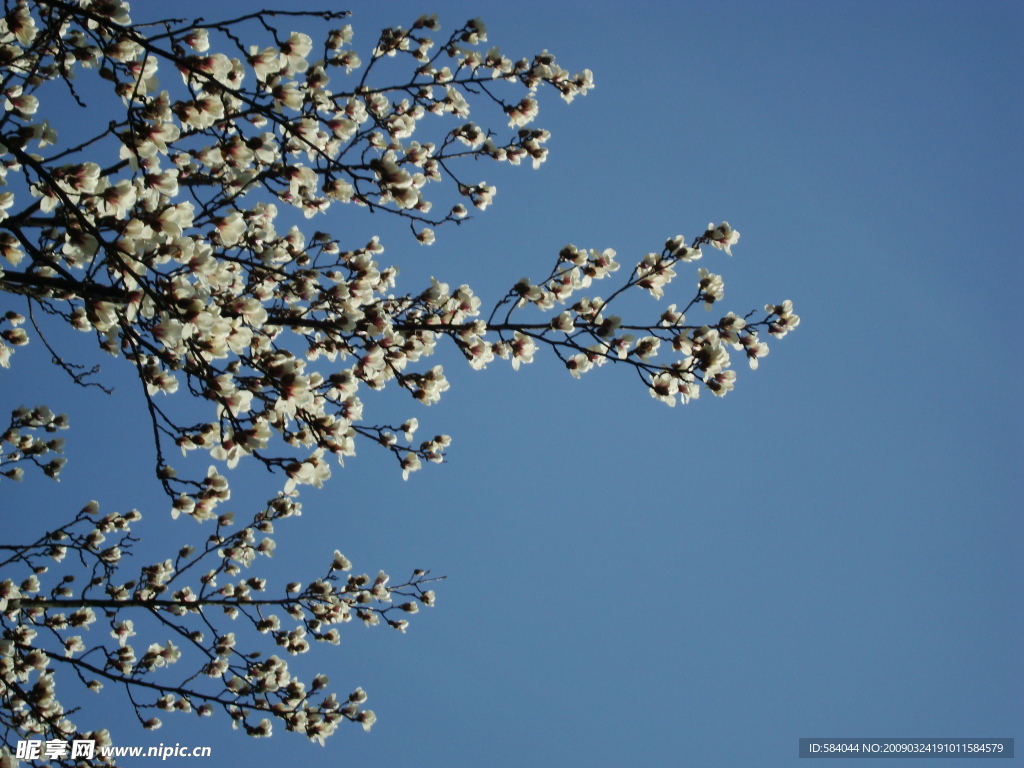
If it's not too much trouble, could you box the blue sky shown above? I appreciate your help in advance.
[2,1,1021,766]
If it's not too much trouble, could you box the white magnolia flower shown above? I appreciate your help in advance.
[706,369,736,397]
[706,221,740,255]
[698,268,725,309]
[766,300,800,338]
[649,372,679,407]
[112,622,137,651]
[509,332,536,370]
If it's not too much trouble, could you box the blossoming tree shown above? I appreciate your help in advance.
[0,0,799,762]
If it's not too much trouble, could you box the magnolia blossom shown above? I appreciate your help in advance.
[509,332,537,370]
[506,97,539,126]
[648,372,679,406]
[741,332,770,369]
[706,221,740,255]
[766,300,801,337]
[111,620,137,647]
[697,268,725,309]
[706,369,737,397]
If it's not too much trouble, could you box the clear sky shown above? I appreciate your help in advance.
[3,1,1021,766]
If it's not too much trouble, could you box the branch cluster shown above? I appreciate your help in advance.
[0,0,798,757]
